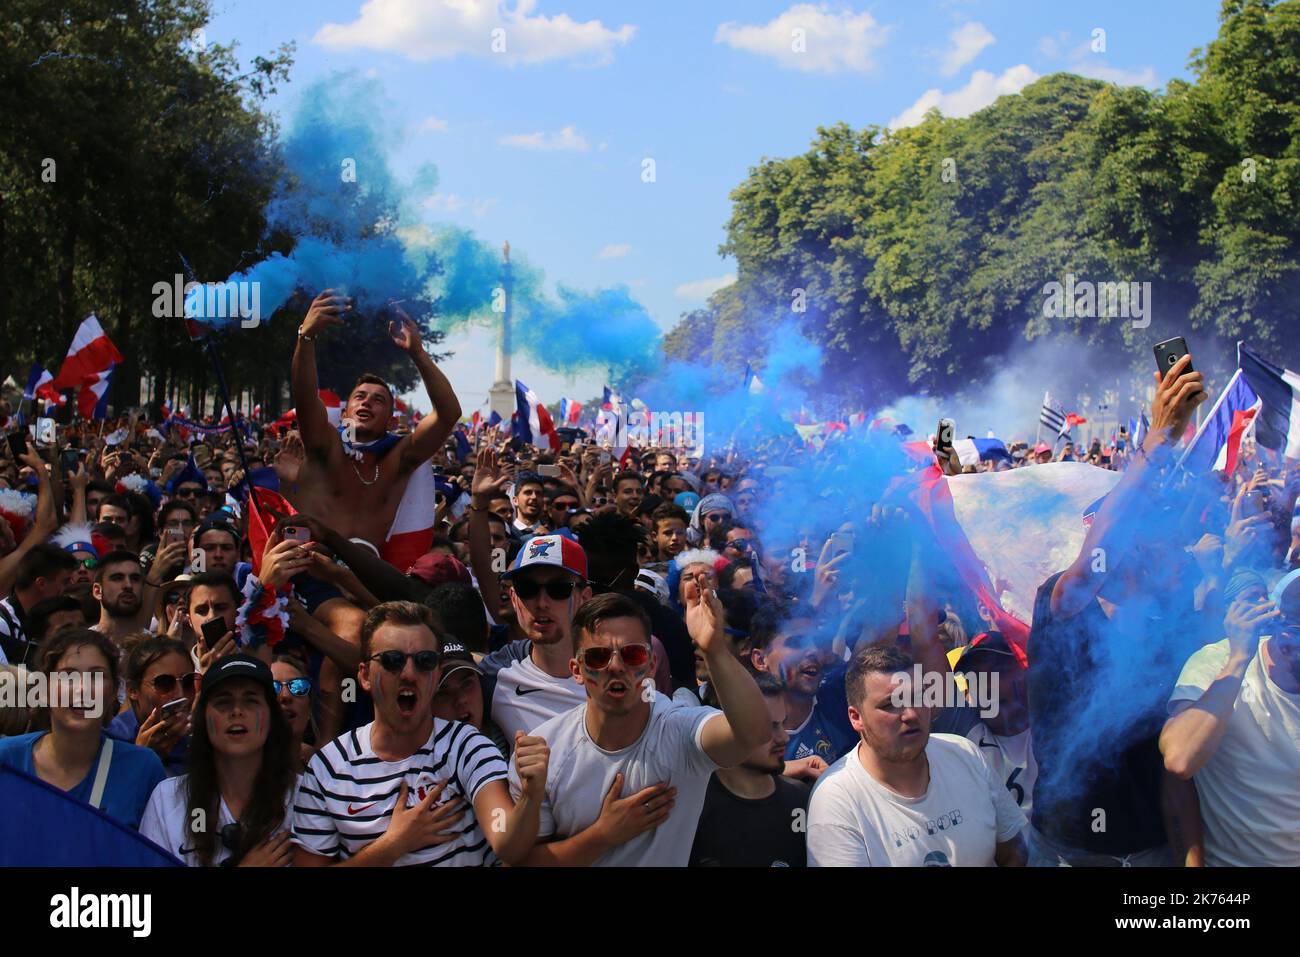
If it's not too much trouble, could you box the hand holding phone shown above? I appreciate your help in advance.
[160,697,189,719]
[282,525,311,544]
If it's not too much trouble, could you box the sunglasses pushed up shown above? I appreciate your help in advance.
[580,643,651,671]
[368,650,441,673]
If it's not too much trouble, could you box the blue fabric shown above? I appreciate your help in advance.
[0,764,181,866]
[0,732,166,830]
[782,668,858,766]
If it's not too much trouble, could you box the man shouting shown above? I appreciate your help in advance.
[289,291,460,568]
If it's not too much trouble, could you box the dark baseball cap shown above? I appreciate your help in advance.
[198,653,275,703]
[407,552,472,587]
[436,641,483,689]
[953,632,1019,672]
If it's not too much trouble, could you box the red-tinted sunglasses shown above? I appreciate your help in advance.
[581,643,650,671]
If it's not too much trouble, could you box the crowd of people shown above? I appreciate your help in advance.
[0,303,1296,868]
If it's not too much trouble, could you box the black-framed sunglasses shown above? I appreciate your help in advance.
[368,650,441,673]
[511,579,580,601]
[580,643,651,671]
[273,677,313,697]
[219,821,244,853]
[174,487,202,499]
[78,557,98,570]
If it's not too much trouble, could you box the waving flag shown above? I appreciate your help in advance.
[23,363,64,407]
[77,366,116,419]
[514,380,560,450]
[559,398,583,425]
[743,363,766,395]
[953,437,1011,468]
[453,426,473,462]
[601,386,622,414]
[1179,368,1262,474]
[487,409,502,429]
[1238,343,1300,460]
[1039,392,1069,437]
[51,315,124,391]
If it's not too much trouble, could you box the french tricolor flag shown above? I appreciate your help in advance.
[77,366,116,420]
[1238,343,1300,461]
[559,398,583,425]
[514,380,560,450]
[23,364,64,407]
[1180,367,1262,474]
[51,315,124,392]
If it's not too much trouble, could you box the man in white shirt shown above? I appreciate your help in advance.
[1161,574,1300,866]
[508,588,769,866]
[291,601,549,866]
[807,642,1027,867]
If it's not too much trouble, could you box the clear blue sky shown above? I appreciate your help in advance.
[204,0,1224,413]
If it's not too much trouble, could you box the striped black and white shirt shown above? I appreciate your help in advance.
[291,718,507,866]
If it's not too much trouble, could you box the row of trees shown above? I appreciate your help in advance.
[1,1,446,419]
[666,0,1300,408]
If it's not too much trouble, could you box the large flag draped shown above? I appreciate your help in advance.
[914,462,1121,658]
[1238,343,1300,460]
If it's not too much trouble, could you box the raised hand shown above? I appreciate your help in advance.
[387,303,422,355]
[1224,596,1279,661]
[685,585,726,656]
[301,289,352,338]
[1146,353,1206,452]
[472,447,511,503]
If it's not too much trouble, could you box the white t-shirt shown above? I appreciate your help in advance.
[508,695,719,866]
[1168,638,1300,867]
[140,774,295,866]
[488,648,588,743]
[291,719,508,866]
[807,734,1026,867]
[964,723,1037,819]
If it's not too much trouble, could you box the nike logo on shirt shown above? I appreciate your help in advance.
[347,803,376,815]
[515,686,545,696]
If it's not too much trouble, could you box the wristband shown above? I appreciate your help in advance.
[297,325,315,341]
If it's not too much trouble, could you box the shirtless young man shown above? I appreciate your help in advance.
[288,291,461,561]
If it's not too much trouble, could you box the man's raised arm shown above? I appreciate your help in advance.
[292,290,352,458]
[388,307,461,472]
[1051,353,1206,620]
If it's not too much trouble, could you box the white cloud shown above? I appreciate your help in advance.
[314,0,635,66]
[419,114,448,132]
[1037,33,1158,88]
[422,192,464,213]
[599,244,631,259]
[889,64,1039,129]
[498,125,589,151]
[939,22,994,76]
[675,274,736,300]
[714,4,890,73]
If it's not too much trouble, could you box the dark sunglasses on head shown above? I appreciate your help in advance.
[368,650,441,673]
[273,677,313,697]
[511,579,580,601]
[581,643,651,671]
[150,672,199,695]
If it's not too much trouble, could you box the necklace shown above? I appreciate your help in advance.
[351,457,380,486]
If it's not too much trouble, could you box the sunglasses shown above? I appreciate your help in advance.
[705,512,729,524]
[175,487,202,498]
[273,677,313,697]
[149,672,199,695]
[581,643,651,671]
[368,650,441,673]
[511,579,580,601]
[78,557,98,570]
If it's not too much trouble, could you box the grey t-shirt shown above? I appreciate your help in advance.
[509,695,720,866]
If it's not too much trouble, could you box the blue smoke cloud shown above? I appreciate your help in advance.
[191,71,662,380]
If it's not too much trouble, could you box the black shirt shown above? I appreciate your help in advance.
[690,774,810,867]
[1027,571,1193,855]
